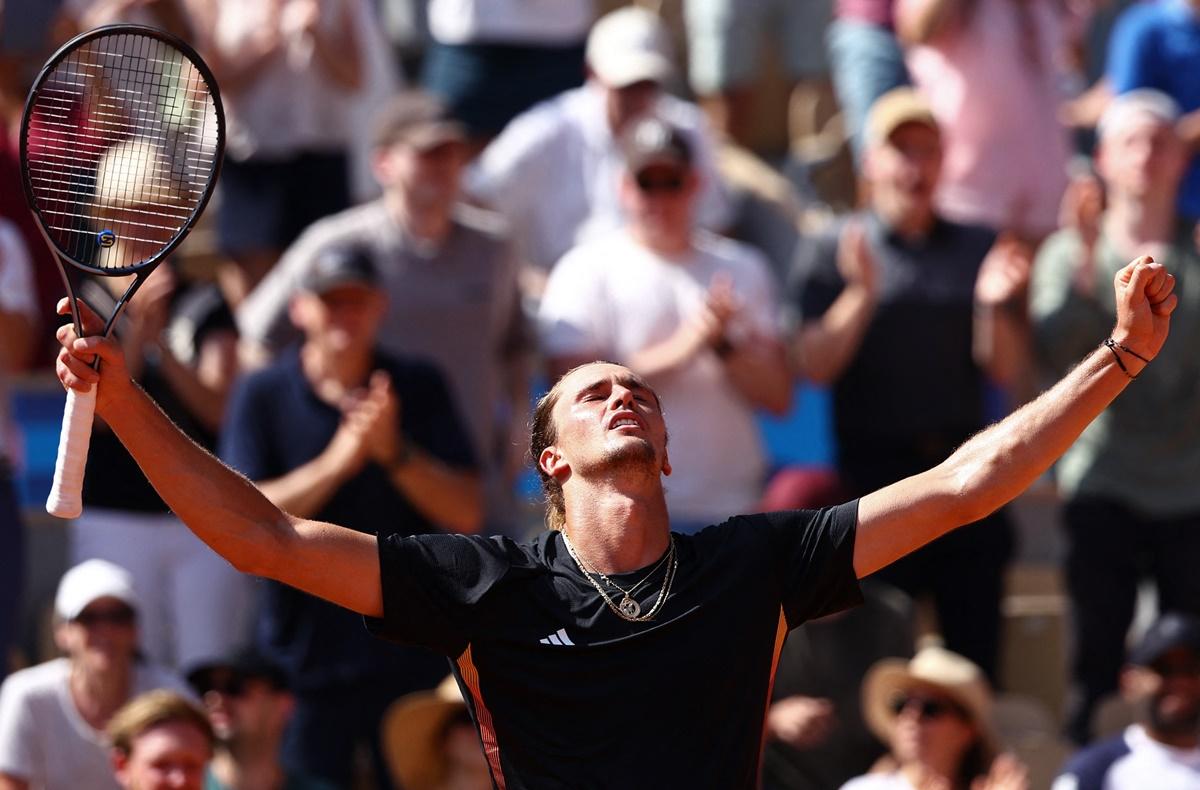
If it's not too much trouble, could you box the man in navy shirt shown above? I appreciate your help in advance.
[219,247,481,788]
[54,246,1177,787]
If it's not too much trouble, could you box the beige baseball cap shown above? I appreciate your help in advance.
[864,87,939,148]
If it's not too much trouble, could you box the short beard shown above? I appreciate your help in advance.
[1149,697,1200,737]
[590,437,658,479]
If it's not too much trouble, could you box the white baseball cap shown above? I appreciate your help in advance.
[1098,89,1181,140]
[586,7,675,89]
[55,559,140,621]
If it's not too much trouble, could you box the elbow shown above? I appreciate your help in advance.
[230,513,297,579]
[762,382,794,416]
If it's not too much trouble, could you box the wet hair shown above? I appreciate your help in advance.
[529,362,665,531]
[530,382,567,532]
[107,690,213,757]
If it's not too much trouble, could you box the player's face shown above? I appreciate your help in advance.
[113,722,211,790]
[548,363,670,479]
[58,596,139,671]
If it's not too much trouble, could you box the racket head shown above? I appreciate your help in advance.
[19,24,224,279]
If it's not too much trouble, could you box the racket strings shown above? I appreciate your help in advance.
[24,31,221,273]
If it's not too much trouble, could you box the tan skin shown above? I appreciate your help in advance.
[53,252,1174,602]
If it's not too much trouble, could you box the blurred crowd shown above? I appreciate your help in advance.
[1,0,1199,788]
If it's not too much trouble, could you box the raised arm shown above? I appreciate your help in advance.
[54,300,383,617]
[853,256,1176,577]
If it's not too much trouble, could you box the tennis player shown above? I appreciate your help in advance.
[55,256,1175,788]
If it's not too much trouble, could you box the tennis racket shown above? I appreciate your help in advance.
[20,25,224,518]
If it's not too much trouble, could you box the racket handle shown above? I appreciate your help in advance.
[46,387,96,519]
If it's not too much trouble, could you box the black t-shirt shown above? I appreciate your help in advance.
[220,347,477,690]
[789,213,995,488]
[367,502,862,789]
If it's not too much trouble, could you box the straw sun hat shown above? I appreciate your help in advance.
[382,676,471,790]
[862,646,998,760]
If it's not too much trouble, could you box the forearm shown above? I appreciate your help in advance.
[257,452,353,519]
[310,4,363,90]
[102,380,296,574]
[389,450,484,534]
[855,346,1132,576]
[794,288,874,384]
[721,341,792,414]
[625,330,706,380]
[973,303,1033,391]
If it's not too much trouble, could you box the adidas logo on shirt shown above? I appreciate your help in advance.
[539,628,574,646]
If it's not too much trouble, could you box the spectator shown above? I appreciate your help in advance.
[467,5,732,280]
[186,651,334,790]
[1106,0,1200,221]
[682,0,835,150]
[842,646,1028,790]
[896,0,1074,240]
[237,91,530,536]
[0,560,191,790]
[222,248,480,788]
[539,117,790,533]
[421,0,591,143]
[1030,89,1200,744]
[0,219,34,684]
[1053,612,1200,790]
[381,676,491,790]
[827,0,909,159]
[72,139,252,671]
[788,88,1026,680]
[108,690,212,790]
[188,0,377,302]
[763,582,915,790]
[52,0,194,41]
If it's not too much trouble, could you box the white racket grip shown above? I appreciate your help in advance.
[46,386,97,519]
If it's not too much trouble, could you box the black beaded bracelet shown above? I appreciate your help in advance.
[1103,338,1149,380]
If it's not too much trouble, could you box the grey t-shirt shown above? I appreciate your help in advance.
[0,658,190,788]
[1030,226,1200,515]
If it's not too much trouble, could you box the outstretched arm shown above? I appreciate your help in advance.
[853,256,1176,577]
[55,300,383,617]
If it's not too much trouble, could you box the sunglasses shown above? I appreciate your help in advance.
[1151,660,1200,679]
[890,694,964,721]
[634,170,686,194]
[203,676,248,698]
[72,605,137,628]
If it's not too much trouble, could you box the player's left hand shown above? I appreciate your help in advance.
[1111,255,1177,363]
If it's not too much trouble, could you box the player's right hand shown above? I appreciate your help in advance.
[55,298,132,410]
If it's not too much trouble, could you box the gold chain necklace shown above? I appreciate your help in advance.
[561,531,677,621]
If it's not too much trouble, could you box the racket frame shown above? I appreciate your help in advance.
[19,24,225,517]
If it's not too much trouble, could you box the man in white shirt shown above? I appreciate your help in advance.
[467,6,732,280]
[538,117,789,532]
[1053,613,1200,790]
[0,560,189,790]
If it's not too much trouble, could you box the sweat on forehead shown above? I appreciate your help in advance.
[556,362,659,404]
